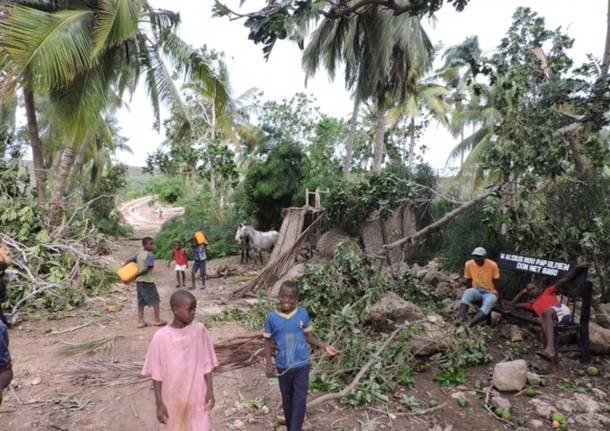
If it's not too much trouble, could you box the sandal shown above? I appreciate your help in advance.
[137,322,149,329]
[151,321,167,327]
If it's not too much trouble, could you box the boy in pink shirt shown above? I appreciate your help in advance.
[142,290,218,430]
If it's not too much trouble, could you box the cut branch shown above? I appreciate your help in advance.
[307,324,404,409]
[383,190,493,250]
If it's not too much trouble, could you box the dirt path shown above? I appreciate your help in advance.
[119,196,184,237]
[1,199,607,430]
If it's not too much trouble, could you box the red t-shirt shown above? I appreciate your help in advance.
[522,285,560,317]
[173,248,187,266]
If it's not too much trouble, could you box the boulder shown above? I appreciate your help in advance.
[316,229,354,258]
[368,293,425,331]
[410,315,453,356]
[588,322,610,355]
[492,359,527,392]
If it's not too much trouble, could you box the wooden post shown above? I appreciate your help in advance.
[305,188,310,207]
[315,187,321,209]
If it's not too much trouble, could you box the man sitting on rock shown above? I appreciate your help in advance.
[509,263,589,361]
[458,247,500,327]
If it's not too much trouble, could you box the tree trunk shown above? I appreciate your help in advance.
[568,133,592,182]
[600,0,610,79]
[23,87,47,203]
[210,159,217,198]
[49,147,77,225]
[407,117,416,167]
[383,190,493,250]
[372,93,386,172]
[344,98,359,175]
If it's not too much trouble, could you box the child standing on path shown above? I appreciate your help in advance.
[142,290,218,430]
[168,241,188,288]
[189,237,207,290]
[126,237,166,328]
[264,281,338,431]
[0,320,13,406]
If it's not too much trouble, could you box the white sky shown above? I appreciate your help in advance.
[115,0,607,172]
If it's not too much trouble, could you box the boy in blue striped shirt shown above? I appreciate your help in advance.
[0,320,12,406]
[264,281,337,431]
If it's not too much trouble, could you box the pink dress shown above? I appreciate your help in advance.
[142,322,218,431]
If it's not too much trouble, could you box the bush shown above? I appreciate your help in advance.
[146,176,186,204]
[154,189,243,260]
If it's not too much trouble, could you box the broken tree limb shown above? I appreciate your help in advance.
[306,324,404,409]
[383,190,494,251]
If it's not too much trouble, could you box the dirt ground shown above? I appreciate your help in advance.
[1,199,608,431]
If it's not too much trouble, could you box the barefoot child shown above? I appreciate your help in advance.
[0,320,13,406]
[264,281,338,431]
[143,291,218,430]
[167,241,188,288]
[126,237,166,328]
[510,262,589,361]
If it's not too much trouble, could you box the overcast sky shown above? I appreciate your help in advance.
[115,0,607,172]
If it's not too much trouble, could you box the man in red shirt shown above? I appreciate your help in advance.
[510,263,589,361]
[168,241,188,288]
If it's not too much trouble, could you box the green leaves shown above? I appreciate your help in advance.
[0,6,93,89]
[92,0,142,58]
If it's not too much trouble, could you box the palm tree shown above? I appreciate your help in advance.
[387,80,451,167]
[0,1,229,221]
[303,9,433,172]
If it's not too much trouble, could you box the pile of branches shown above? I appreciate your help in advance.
[0,231,114,324]
[62,334,266,387]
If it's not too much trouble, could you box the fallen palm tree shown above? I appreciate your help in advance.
[61,334,266,386]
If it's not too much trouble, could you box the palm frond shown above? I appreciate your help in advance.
[92,0,141,58]
[447,126,490,164]
[160,32,230,112]
[59,335,120,356]
[0,5,93,89]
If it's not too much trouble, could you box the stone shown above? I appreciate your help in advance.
[595,303,610,329]
[529,399,555,419]
[368,293,425,331]
[588,322,610,355]
[573,393,601,414]
[492,359,527,392]
[261,405,270,415]
[436,281,453,297]
[233,419,245,429]
[415,269,428,280]
[490,392,511,410]
[556,399,579,414]
[572,413,610,429]
[411,315,453,356]
[224,407,237,417]
[491,311,503,325]
[591,388,608,400]
[529,419,544,429]
[423,270,453,287]
[527,372,541,386]
[510,325,525,341]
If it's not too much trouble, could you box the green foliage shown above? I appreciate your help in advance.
[84,164,131,236]
[240,141,305,230]
[0,159,114,314]
[146,176,187,204]
[154,188,242,260]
